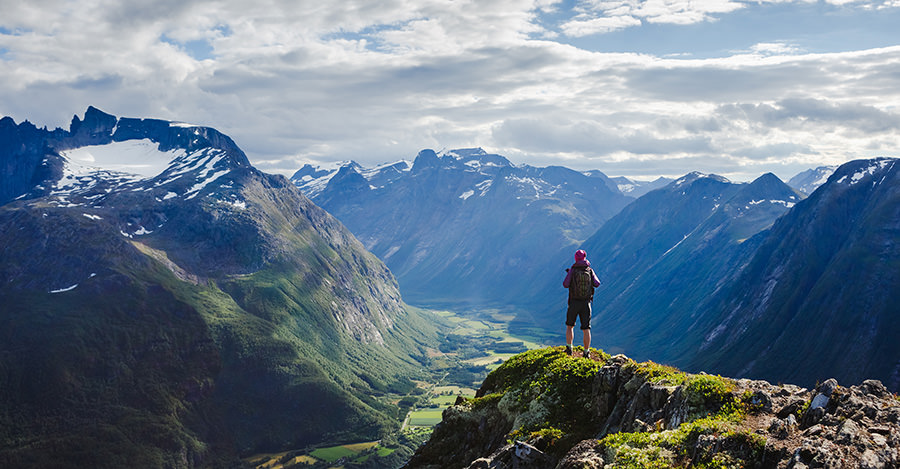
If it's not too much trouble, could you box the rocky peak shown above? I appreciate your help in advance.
[404,347,900,469]
[726,172,802,209]
[788,165,837,196]
[443,148,513,171]
[66,106,117,146]
[670,171,730,189]
[411,148,441,173]
[324,163,371,195]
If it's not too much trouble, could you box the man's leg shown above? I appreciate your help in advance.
[566,325,574,355]
[581,304,592,357]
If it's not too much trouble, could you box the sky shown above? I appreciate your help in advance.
[2,0,900,181]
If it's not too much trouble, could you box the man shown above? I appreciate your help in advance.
[562,249,601,358]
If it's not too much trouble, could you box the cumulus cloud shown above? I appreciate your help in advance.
[718,98,900,133]
[748,42,804,56]
[561,15,642,36]
[560,0,746,37]
[1,0,900,182]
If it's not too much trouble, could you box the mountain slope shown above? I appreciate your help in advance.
[788,165,837,196]
[0,108,439,467]
[693,158,900,391]
[542,173,797,358]
[293,148,632,306]
[583,172,802,364]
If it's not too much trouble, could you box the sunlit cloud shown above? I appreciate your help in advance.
[1,0,900,182]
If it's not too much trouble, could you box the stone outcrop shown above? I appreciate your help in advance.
[404,348,900,469]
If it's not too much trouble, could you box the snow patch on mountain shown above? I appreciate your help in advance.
[673,172,730,187]
[169,122,200,128]
[788,165,837,195]
[61,139,184,179]
[475,178,493,195]
[836,159,895,185]
[748,199,796,208]
[52,139,235,206]
[50,284,78,293]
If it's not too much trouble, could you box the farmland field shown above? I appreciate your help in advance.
[408,409,444,426]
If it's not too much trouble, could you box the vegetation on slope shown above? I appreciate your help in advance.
[405,347,794,469]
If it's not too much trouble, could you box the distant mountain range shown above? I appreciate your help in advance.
[787,165,837,195]
[292,148,632,306]
[606,174,674,198]
[296,152,900,391]
[0,107,439,466]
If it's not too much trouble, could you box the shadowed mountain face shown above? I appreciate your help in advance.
[692,158,900,391]
[530,161,900,391]
[0,108,438,467]
[293,148,632,306]
[517,173,801,360]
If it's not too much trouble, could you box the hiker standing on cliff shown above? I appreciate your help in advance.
[563,249,601,358]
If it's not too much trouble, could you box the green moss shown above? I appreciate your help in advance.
[629,360,688,386]
[598,373,766,469]
[606,444,676,468]
[470,392,504,411]
[684,374,738,416]
[796,399,811,420]
[509,426,565,447]
[600,413,764,468]
[477,347,609,440]
[596,369,769,468]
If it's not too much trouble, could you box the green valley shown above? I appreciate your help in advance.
[244,308,549,469]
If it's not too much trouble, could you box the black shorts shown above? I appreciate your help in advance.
[565,300,591,330]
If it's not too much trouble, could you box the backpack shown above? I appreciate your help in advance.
[570,266,594,300]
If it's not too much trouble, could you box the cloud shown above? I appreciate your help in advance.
[717,98,900,133]
[491,116,713,157]
[561,15,642,36]
[748,42,804,56]
[1,0,900,183]
[560,0,746,37]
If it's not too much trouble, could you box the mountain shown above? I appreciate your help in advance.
[292,148,632,307]
[588,172,802,362]
[522,172,802,361]
[693,158,900,391]
[606,175,674,198]
[404,347,900,469]
[0,107,439,467]
[788,165,837,195]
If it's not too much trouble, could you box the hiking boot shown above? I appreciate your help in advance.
[582,349,590,359]
[565,345,573,356]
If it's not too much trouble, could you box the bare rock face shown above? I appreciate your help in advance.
[404,348,900,469]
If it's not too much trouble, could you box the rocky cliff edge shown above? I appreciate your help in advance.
[404,347,900,469]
